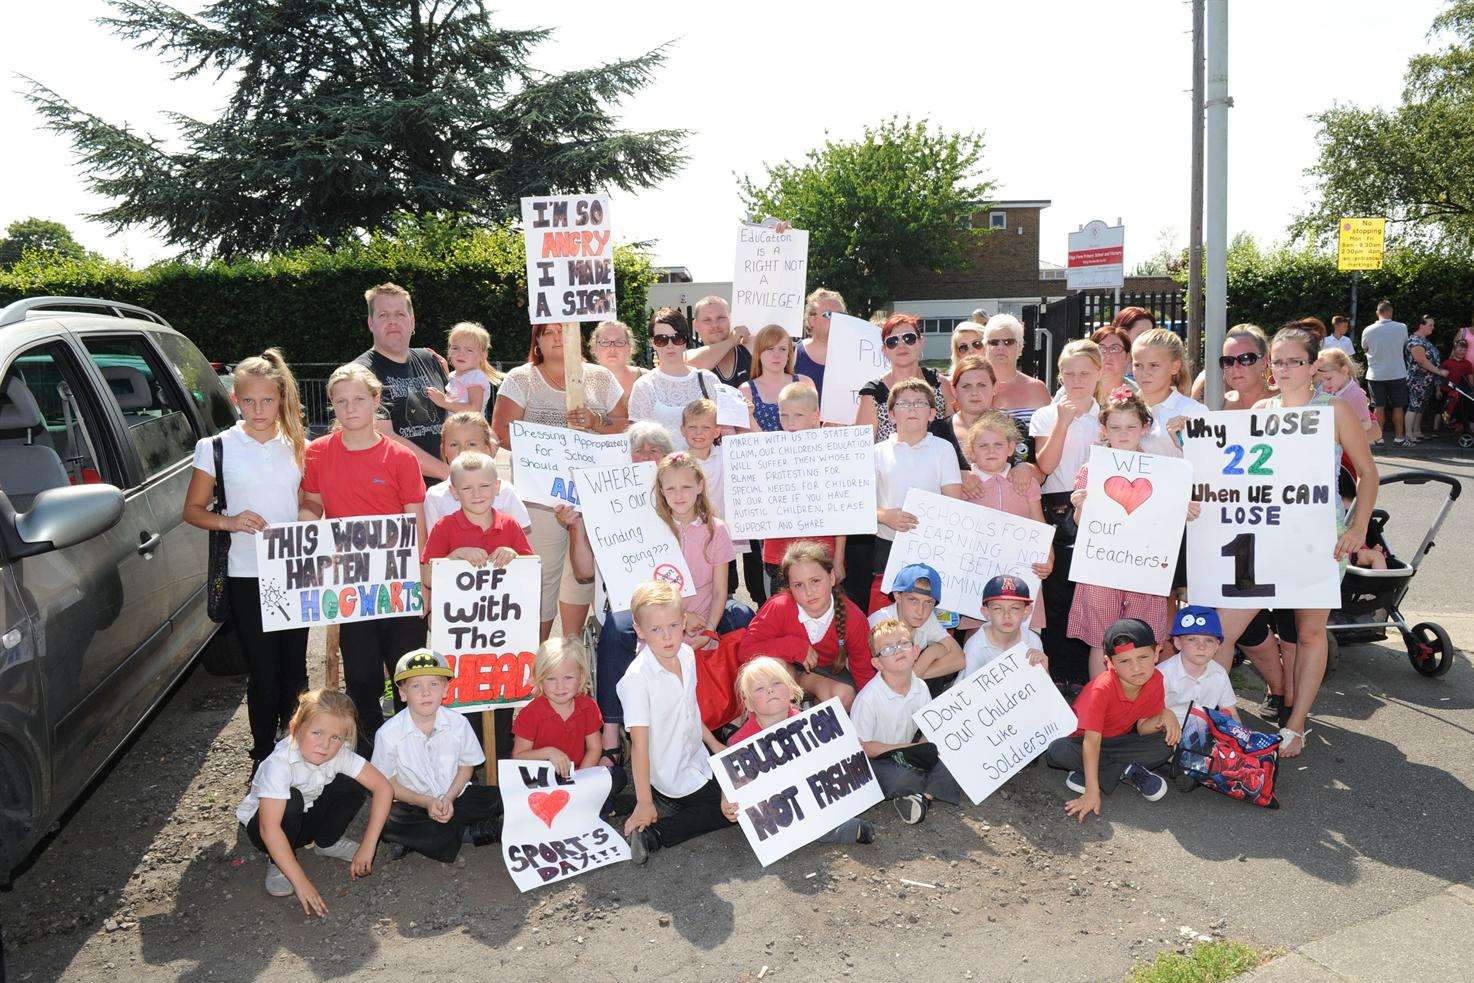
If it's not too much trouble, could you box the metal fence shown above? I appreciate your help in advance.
[287,360,517,433]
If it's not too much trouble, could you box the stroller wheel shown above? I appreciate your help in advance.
[1404,622,1457,677]
[1461,434,1474,449]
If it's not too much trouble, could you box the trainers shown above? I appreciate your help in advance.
[629,828,652,866]
[379,840,408,863]
[1121,764,1168,801]
[1259,693,1285,725]
[1064,771,1088,794]
[264,862,294,897]
[894,793,927,825]
[854,819,876,844]
[462,820,500,847]
[314,837,360,862]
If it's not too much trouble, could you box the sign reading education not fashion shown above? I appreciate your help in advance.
[913,644,1077,804]
[732,223,809,338]
[508,419,631,509]
[255,515,421,631]
[431,558,541,712]
[711,699,881,867]
[819,313,888,426]
[498,761,630,892]
[521,194,615,324]
[1069,445,1194,597]
[1182,407,1340,609]
[724,426,877,540]
[880,492,1052,618]
[571,461,696,613]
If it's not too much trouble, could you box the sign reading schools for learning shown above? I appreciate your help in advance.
[521,194,615,324]
[571,461,696,613]
[508,419,631,509]
[724,426,877,540]
[732,223,809,338]
[498,761,630,891]
[711,700,882,866]
[1337,216,1385,271]
[1069,445,1194,597]
[255,515,421,631]
[1182,407,1340,609]
[431,558,541,712]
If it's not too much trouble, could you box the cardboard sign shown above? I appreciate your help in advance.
[731,223,809,337]
[521,194,615,324]
[880,492,1051,619]
[498,761,629,891]
[713,382,752,429]
[724,426,878,540]
[255,515,421,631]
[912,643,1077,804]
[508,419,631,509]
[571,461,696,613]
[1182,407,1341,609]
[711,700,882,867]
[1069,445,1194,596]
[819,313,888,425]
[431,558,541,712]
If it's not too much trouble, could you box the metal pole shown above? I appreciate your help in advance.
[1204,0,1230,409]
[1188,0,1205,374]
[1350,270,1360,334]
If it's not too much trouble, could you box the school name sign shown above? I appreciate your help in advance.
[255,515,421,631]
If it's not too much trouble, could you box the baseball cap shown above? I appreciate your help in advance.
[890,563,942,603]
[982,574,1031,604]
[1104,618,1157,657]
[393,648,455,683]
[1171,605,1224,642]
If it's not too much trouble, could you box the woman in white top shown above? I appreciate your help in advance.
[492,324,628,638]
[627,308,722,451]
[183,350,314,770]
[1133,328,1208,459]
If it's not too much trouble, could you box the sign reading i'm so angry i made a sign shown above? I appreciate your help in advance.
[256,514,421,631]
[521,194,615,324]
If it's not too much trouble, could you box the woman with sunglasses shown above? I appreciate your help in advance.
[588,319,648,408]
[855,315,956,443]
[627,307,724,451]
[794,288,846,401]
[985,314,1052,436]
[949,323,987,378]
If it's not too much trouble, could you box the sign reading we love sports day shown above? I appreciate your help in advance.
[732,222,809,337]
[723,426,877,540]
[521,194,615,324]
[431,558,541,712]
[498,761,630,892]
[508,419,631,509]
[1069,445,1194,597]
[572,461,696,613]
[255,515,421,631]
[1182,407,1340,609]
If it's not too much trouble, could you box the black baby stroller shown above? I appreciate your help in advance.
[1439,376,1474,449]
[1327,470,1462,676]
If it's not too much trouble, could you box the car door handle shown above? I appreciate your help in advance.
[138,531,162,556]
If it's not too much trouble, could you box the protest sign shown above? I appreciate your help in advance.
[713,382,751,429]
[255,515,420,632]
[572,461,696,613]
[498,761,629,891]
[819,313,888,425]
[1182,407,1340,609]
[508,419,631,508]
[1069,445,1193,596]
[521,194,615,324]
[430,558,541,712]
[724,426,877,540]
[880,492,1051,618]
[711,699,882,866]
[913,643,1077,804]
[731,223,809,337]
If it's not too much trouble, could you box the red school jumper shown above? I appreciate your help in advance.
[738,593,876,691]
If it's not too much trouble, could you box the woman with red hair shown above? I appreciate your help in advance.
[1113,306,1157,343]
[855,314,956,442]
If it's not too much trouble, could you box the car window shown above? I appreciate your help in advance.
[153,331,237,436]
[83,335,199,478]
[0,344,108,511]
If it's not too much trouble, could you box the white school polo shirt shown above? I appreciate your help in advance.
[423,480,532,531]
[1158,654,1237,723]
[1140,389,1209,459]
[1029,400,1101,495]
[873,434,964,541]
[192,423,302,577]
[959,627,1043,684]
[236,736,366,824]
[850,673,930,747]
[868,604,948,649]
[371,705,486,799]
[616,644,711,797]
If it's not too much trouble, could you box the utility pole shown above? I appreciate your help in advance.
[1188,0,1205,376]
[1204,0,1230,410]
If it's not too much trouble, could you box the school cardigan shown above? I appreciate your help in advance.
[739,593,876,692]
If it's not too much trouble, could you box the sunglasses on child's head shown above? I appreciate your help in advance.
[884,332,920,349]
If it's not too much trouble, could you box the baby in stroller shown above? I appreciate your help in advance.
[1440,336,1474,446]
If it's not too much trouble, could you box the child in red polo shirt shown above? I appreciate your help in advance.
[418,450,533,597]
[511,638,625,811]
[1045,618,1180,822]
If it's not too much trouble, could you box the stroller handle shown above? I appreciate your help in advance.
[1378,470,1462,501]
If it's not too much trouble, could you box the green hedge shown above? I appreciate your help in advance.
[0,225,656,365]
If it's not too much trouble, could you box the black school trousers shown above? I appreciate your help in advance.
[1044,733,1174,793]
[649,778,729,850]
[244,775,366,853]
[228,577,310,761]
[381,784,504,863]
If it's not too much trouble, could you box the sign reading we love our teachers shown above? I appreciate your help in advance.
[1068,445,1194,596]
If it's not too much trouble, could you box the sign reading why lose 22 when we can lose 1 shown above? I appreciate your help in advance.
[521,194,615,324]
[255,514,421,632]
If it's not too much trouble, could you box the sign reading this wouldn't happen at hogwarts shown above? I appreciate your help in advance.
[255,515,421,631]
[521,194,615,324]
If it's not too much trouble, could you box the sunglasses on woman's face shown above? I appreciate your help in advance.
[987,338,1017,348]
[1219,352,1262,370]
[650,334,687,348]
[884,332,920,349]
[956,339,986,353]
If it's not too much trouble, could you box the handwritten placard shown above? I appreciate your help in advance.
[912,644,1077,804]
[521,194,615,324]
[1069,445,1193,596]
[710,700,882,866]
[498,761,629,891]
[819,313,888,425]
[508,419,631,509]
[724,426,878,540]
[732,223,809,337]
[431,558,541,712]
[571,461,696,613]
[255,515,421,631]
[713,382,752,429]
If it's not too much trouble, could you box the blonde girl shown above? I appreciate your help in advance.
[428,321,499,414]
[746,323,815,432]
[185,350,314,770]
[963,412,1052,629]
[236,689,393,915]
[512,639,606,780]
[1031,339,1103,494]
[1316,347,1378,438]
[1134,328,1208,458]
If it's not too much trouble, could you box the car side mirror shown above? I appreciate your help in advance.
[13,485,125,556]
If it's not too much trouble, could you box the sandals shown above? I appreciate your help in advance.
[1278,726,1311,758]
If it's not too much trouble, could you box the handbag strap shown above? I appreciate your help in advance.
[211,434,227,514]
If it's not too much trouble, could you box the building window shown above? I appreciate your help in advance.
[989,211,1008,229]
[921,317,968,335]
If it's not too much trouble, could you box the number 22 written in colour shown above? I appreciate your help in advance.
[1221,444,1274,476]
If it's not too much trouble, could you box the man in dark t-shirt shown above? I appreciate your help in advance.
[356,283,450,482]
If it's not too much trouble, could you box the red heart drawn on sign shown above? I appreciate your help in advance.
[1103,476,1154,515]
[527,789,570,829]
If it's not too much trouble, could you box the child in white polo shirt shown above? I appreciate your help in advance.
[1160,606,1239,724]
[868,563,964,688]
[373,649,503,863]
[850,619,963,825]
[960,575,1049,683]
[617,580,734,865]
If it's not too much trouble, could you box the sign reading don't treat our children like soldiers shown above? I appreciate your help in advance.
[521,194,615,324]
[255,515,421,631]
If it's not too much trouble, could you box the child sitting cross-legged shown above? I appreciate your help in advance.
[1045,618,1180,822]
[867,563,965,688]
[373,650,503,863]
[1160,606,1239,724]
[958,575,1049,686]
[512,638,626,811]
[850,619,963,825]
